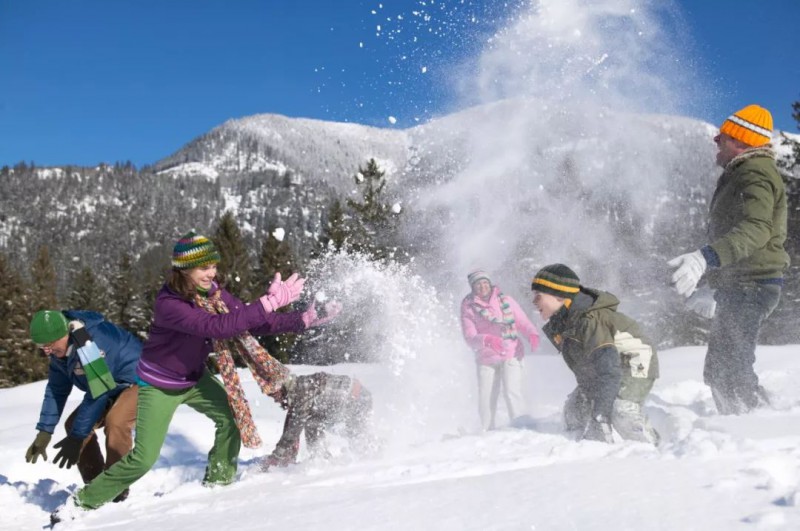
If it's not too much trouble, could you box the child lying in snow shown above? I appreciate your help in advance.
[262,372,374,469]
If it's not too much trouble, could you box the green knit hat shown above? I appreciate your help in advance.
[172,231,221,270]
[531,264,581,298]
[30,310,69,344]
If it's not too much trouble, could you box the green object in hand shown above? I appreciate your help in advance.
[25,431,52,463]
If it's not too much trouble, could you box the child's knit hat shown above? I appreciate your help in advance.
[30,310,69,344]
[719,104,773,147]
[531,264,581,298]
[172,231,221,270]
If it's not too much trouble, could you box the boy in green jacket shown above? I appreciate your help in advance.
[531,264,659,444]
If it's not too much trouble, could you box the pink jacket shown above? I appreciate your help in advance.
[460,286,540,365]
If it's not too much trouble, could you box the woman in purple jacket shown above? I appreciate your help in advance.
[68,231,320,512]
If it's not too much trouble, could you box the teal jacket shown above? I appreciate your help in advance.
[706,146,789,287]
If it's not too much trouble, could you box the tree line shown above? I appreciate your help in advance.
[0,159,402,387]
[2,100,799,388]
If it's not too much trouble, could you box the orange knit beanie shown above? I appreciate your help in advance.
[719,104,773,147]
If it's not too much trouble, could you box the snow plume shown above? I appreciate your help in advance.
[470,0,696,115]
[407,0,711,307]
[301,252,476,447]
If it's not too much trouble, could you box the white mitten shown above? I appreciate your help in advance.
[667,250,707,297]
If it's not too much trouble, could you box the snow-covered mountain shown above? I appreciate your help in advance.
[153,113,411,192]
[1,100,798,348]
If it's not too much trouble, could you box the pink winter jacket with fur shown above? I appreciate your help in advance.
[460,286,540,365]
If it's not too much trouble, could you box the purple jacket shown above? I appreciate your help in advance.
[137,283,306,389]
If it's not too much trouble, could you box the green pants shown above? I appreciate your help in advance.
[76,369,241,509]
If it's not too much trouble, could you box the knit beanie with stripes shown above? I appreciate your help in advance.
[172,231,221,269]
[531,264,581,299]
[719,104,773,147]
[467,269,492,287]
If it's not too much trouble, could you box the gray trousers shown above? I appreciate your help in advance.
[705,283,780,415]
[564,384,658,444]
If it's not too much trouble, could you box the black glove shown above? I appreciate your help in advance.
[52,435,83,469]
[25,431,52,463]
[582,415,614,443]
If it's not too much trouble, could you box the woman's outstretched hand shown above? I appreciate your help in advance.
[260,272,306,312]
[301,299,343,329]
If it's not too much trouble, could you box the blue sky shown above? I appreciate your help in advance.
[1,0,798,167]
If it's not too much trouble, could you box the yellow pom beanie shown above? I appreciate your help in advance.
[719,104,773,147]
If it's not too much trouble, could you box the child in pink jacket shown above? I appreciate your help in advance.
[460,270,540,430]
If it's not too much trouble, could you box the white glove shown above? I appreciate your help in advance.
[685,285,716,318]
[667,250,707,297]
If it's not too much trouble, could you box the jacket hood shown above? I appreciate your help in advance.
[570,287,620,316]
[63,309,105,329]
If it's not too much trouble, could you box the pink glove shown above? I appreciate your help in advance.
[260,272,305,313]
[528,333,540,352]
[301,300,343,329]
[482,335,504,354]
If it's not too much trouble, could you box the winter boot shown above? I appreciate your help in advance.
[711,387,741,415]
[50,497,85,527]
[112,488,130,503]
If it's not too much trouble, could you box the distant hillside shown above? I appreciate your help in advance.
[153,113,411,193]
[1,100,798,347]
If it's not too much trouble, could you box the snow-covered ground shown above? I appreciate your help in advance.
[3,344,800,530]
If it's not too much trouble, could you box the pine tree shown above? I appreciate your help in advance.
[29,245,58,311]
[213,211,252,299]
[130,245,171,340]
[763,98,800,344]
[253,227,298,287]
[66,266,108,313]
[345,158,404,261]
[320,198,348,252]
[0,253,46,387]
[251,227,300,363]
[789,99,800,170]
[108,253,143,332]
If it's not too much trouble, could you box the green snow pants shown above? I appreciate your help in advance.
[75,369,241,509]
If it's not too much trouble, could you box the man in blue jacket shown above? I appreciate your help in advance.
[25,310,141,501]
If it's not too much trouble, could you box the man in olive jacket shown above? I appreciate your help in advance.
[668,104,789,415]
[531,264,659,444]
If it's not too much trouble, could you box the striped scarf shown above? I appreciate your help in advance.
[473,292,518,340]
[194,290,291,449]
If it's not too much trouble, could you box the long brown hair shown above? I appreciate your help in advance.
[166,268,200,301]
